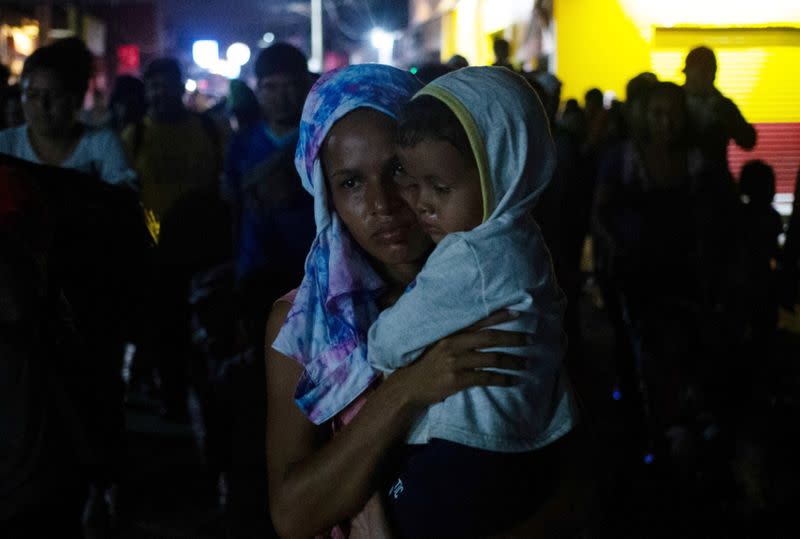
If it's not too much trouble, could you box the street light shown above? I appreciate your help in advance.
[192,40,219,70]
[226,42,251,66]
[370,27,394,65]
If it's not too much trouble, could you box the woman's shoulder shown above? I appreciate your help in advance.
[266,289,299,342]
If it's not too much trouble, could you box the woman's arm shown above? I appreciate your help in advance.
[266,305,528,538]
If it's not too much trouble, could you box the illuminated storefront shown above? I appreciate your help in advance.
[409,0,800,202]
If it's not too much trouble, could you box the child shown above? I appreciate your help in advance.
[367,67,576,537]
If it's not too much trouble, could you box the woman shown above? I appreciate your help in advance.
[0,38,136,189]
[265,65,531,537]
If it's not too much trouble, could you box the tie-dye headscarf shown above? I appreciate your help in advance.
[271,65,422,424]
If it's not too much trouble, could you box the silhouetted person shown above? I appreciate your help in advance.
[108,75,146,132]
[123,57,226,422]
[492,38,515,71]
[446,54,469,70]
[739,160,782,346]
[594,82,738,458]
[226,79,261,134]
[779,166,800,309]
[0,38,136,188]
[3,84,24,129]
[683,46,756,175]
[625,72,658,143]
[224,43,311,282]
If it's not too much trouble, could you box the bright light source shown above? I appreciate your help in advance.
[210,59,241,79]
[370,28,395,65]
[370,28,394,51]
[185,79,197,92]
[226,42,251,67]
[193,40,219,70]
[263,32,275,44]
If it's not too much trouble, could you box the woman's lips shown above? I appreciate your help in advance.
[420,221,443,238]
[373,224,411,244]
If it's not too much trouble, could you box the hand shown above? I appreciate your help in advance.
[387,310,529,409]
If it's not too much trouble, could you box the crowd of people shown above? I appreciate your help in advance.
[1,34,799,538]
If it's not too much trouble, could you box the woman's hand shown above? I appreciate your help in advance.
[386,310,529,409]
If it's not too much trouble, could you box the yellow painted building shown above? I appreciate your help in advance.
[410,0,800,195]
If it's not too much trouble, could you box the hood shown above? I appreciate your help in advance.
[416,66,556,223]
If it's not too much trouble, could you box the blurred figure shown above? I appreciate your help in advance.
[413,62,454,84]
[0,38,137,189]
[123,57,227,422]
[683,46,756,174]
[108,75,146,132]
[226,79,260,134]
[225,43,312,285]
[584,88,608,149]
[779,167,800,309]
[739,160,783,346]
[594,82,739,463]
[0,157,144,538]
[446,54,469,70]
[625,72,659,143]
[492,38,515,71]
[559,98,586,141]
[3,84,24,129]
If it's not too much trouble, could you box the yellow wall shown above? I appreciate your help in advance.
[651,28,800,123]
[554,0,651,103]
[553,0,800,123]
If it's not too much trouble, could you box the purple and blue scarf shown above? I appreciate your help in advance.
[271,64,421,424]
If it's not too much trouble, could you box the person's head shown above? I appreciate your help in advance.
[20,38,93,137]
[227,79,261,131]
[683,46,717,96]
[740,160,776,207]
[446,54,469,70]
[109,75,146,131]
[395,67,555,244]
[644,82,688,147]
[296,65,430,274]
[143,57,184,120]
[493,38,511,64]
[395,95,482,243]
[413,62,454,85]
[584,88,603,114]
[255,43,310,130]
[626,72,659,142]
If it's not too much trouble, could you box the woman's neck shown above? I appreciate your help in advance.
[376,261,422,308]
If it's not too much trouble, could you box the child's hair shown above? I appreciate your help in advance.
[397,95,476,169]
[740,160,776,206]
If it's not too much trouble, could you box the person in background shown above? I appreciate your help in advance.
[108,75,146,133]
[123,57,227,422]
[446,54,469,70]
[739,160,783,348]
[225,79,261,134]
[3,84,24,129]
[223,43,311,281]
[682,46,756,175]
[0,38,137,189]
[492,38,516,71]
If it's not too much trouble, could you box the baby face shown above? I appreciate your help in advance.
[395,139,483,243]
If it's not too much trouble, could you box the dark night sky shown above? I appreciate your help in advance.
[8,0,408,57]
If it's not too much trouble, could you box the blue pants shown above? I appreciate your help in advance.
[385,437,563,538]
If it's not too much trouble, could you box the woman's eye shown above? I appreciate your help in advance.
[433,184,452,194]
[340,177,359,189]
[393,162,405,176]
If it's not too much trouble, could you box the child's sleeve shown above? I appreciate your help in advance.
[367,236,490,371]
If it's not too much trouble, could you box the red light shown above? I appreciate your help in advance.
[117,44,141,75]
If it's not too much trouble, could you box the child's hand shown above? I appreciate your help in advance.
[387,310,528,408]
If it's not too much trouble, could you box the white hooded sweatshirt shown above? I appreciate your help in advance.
[367,67,576,452]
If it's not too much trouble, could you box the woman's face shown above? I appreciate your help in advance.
[322,108,431,269]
